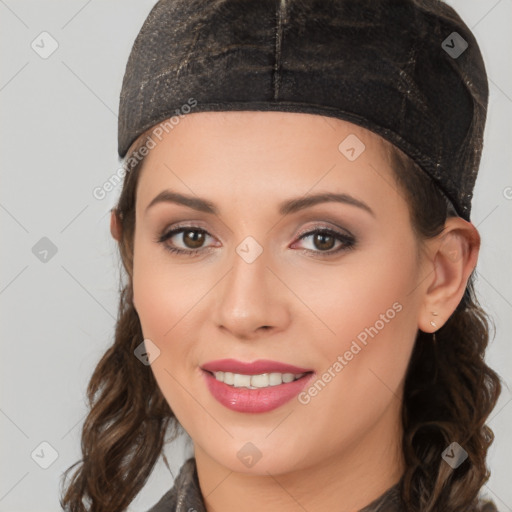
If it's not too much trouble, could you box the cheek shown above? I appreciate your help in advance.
[300,240,419,401]
[132,235,199,339]
[132,246,201,417]
[132,261,170,340]
[289,254,419,457]
[296,236,418,343]
[131,238,216,408]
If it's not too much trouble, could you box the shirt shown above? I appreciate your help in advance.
[145,457,497,512]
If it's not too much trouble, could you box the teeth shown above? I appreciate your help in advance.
[212,371,306,389]
[223,371,234,385]
[233,373,251,387]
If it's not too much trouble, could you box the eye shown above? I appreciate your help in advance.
[155,224,356,258]
[293,227,356,256]
[156,225,215,257]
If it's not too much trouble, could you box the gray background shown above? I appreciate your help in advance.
[1,1,511,511]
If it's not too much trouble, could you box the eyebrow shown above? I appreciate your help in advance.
[145,190,375,217]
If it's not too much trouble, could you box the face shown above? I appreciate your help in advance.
[131,111,427,476]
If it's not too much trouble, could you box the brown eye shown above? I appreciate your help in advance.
[312,232,336,251]
[157,226,214,256]
[294,227,356,256]
[182,229,206,249]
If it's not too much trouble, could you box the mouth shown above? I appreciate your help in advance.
[200,360,316,413]
[202,369,312,389]
[201,358,312,375]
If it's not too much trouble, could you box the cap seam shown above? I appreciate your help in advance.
[273,0,287,100]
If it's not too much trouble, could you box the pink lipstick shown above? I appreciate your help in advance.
[201,358,315,413]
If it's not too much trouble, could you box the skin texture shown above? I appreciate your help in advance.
[111,111,480,512]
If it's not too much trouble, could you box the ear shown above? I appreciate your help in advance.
[418,217,480,333]
[110,208,122,241]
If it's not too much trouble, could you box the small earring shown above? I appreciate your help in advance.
[430,311,438,328]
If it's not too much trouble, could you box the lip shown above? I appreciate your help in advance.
[201,358,312,374]
[200,359,315,413]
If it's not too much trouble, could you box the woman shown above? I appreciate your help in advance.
[60,1,502,511]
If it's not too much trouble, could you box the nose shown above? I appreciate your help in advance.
[213,245,291,340]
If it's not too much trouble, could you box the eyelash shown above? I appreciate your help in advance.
[155,223,356,258]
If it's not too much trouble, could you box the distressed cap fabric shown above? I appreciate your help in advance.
[118,0,489,221]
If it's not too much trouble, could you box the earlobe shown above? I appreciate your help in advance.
[110,208,122,241]
[419,218,480,333]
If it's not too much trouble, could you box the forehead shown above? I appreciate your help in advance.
[143,110,388,151]
[134,111,397,215]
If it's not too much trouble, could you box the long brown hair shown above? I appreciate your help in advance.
[60,128,502,512]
